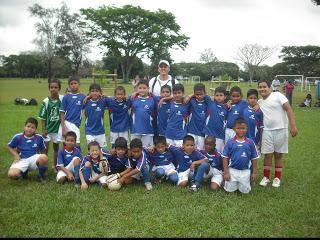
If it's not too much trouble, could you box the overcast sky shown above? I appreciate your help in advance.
[0,0,319,66]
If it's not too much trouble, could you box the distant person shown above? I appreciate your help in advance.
[299,94,312,107]
[132,74,142,92]
[271,78,281,92]
[284,80,295,106]
[149,60,178,96]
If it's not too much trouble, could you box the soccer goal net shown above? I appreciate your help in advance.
[305,77,320,91]
[275,75,304,91]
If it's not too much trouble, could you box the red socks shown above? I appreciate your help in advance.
[275,166,282,179]
[263,166,271,179]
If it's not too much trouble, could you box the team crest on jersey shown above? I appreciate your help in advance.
[200,110,205,115]
[234,110,239,115]
[32,143,38,148]
[76,101,81,105]
[219,112,225,116]
[144,105,149,109]
[96,107,101,112]
[241,152,247,158]
[123,104,127,109]
[249,115,255,120]
[91,103,97,107]
[176,111,182,116]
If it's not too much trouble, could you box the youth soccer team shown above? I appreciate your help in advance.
[7,70,298,193]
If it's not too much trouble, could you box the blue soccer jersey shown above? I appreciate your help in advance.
[8,133,46,159]
[131,96,156,135]
[105,97,131,132]
[165,101,190,140]
[243,106,264,145]
[80,155,103,174]
[57,147,83,167]
[125,149,150,171]
[222,137,259,170]
[169,146,207,172]
[107,154,128,174]
[226,100,248,129]
[200,150,223,171]
[154,96,171,136]
[187,98,207,137]
[149,150,175,167]
[84,99,108,135]
[203,95,228,140]
[60,93,86,128]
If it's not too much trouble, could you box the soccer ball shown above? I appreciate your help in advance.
[107,180,122,191]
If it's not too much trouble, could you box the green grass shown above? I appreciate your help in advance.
[0,78,319,237]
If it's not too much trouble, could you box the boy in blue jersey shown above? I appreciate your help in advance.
[203,86,228,153]
[113,138,152,190]
[148,136,178,185]
[79,141,108,190]
[187,83,207,150]
[222,118,259,194]
[58,76,86,146]
[131,80,156,148]
[56,131,82,184]
[107,137,129,175]
[243,89,264,150]
[225,86,248,143]
[7,117,48,183]
[166,84,190,147]
[154,85,172,136]
[84,83,108,147]
[189,136,224,192]
[169,135,208,188]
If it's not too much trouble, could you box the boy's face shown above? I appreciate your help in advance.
[69,80,80,93]
[194,90,205,101]
[90,89,101,100]
[247,94,258,107]
[161,88,171,98]
[204,138,216,153]
[115,147,126,157]
[89,145,100,160]
[24,123,36,136]
[234,123,247,138]
[115,90,125,101]
[158,64,170,75]
[137,84,149,97]
[49,82,60,96]
[231,91,242,104]
[173,90,184,101]
[214,92,226,103]
[258,82,271,98]
[183,140,195,154]
[65,136,76,149]
[130,147,142,159]
[155,143,166,154]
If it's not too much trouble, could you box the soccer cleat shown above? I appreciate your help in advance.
[272,177,281,188]
[188,184,199,193]
[145,182,153,191]
[37,175,47,184]
[259,177,270,187]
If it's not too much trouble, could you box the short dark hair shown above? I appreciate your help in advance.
[215,86,227,95]
[230,86,242,96]
[154,136,167,146]
[194,83,206,93]
[49,78,61,90]
[161,84,172,93]
[68,75,80,85]
[234,117,247,126]
[65,131,77,141]
[25,117,38,128]
[115,137,128,149]
[183,135,195,144]
[114,86,126,95]
[87,141,101,150]
[247,89,259,98]
[137,79,149,87]
[130,138,143,149]
[89,83,102,93]
[205,135,216,144]
[258,79,271,87]
[173,83,184,93]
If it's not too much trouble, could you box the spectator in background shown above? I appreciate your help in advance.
[132,74,142,92]
[284,80,295,106]
[271,78,281,92]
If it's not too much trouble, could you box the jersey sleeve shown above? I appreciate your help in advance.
[194,150,207,161]
[38,101,47,120]
[80,156,88,170]
[203,95,213,104]
[60,95,68,112]
[277,92,289,105]
[38,136,46,151]
[258,111,264,128]
[250,141,259,160]
[125,158,132,169]
[8,134,19,148]
[57,150,64,166]
[101,148,112,159]
[222,141,231,158]
[136,151,147,171]
[76,149,83,160]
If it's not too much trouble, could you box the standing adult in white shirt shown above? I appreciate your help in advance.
[271,78,281,92]
[257,80,298,188]
[149,60,178,96]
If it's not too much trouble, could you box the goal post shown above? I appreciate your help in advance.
[305,77,320,91]
[275,75,304,91]
[190,76,200,84]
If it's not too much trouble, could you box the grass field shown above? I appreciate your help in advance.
[0,78,319,237]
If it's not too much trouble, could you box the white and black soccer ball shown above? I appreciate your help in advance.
[107,180,122,191]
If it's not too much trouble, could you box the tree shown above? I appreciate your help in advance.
[211,61,239,80]
[200,48,218,79]
[81,5,189,83]
[235,44,276,85]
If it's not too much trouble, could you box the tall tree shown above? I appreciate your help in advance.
[235,44,276,85]
[200,48,218,79]
[81,5,189,83]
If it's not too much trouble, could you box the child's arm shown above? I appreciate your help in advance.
[41,119,47,138]
[158,96,173,107]
[8,147,20,163]
[223,157,230,181]
[79,169,88,190]
[117,168,139,184]
[251,159,257,182]
[282,102,298,137]
[60,111,67,137]
[190,158,209,171]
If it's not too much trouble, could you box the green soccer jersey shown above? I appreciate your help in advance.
[38,95,63,133]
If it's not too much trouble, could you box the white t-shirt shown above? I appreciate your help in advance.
[149,75,178,96]
[258,92,288,130]
[271,79,281,91]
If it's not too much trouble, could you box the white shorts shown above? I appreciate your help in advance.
[188,133,205,150]
[10,154,41,173]
[225,128,236,143]
[44,133,59,143]
[205,136,225,153]
[58,121,81,143]
[261,129,288,154]
[110,131,129,144]
[204,166,223,186]
[224,168,251,194]
[131,134,154,148]
[91,171,107,185]
[56,157,80,182]
[152,163,177,176]
[86,134,107,147]
[178,169,190,185]
[167,138,183,148]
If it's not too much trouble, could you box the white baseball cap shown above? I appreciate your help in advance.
[158,60,170,67]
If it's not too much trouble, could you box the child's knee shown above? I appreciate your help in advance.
[57,176,67,183]
[178,181,188,188]
[210,182,219,190]
[8,169,21,180]
[168,173,178,184]
[84,161,92,168]
[155,168,165,178]
[74,158,81,165]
